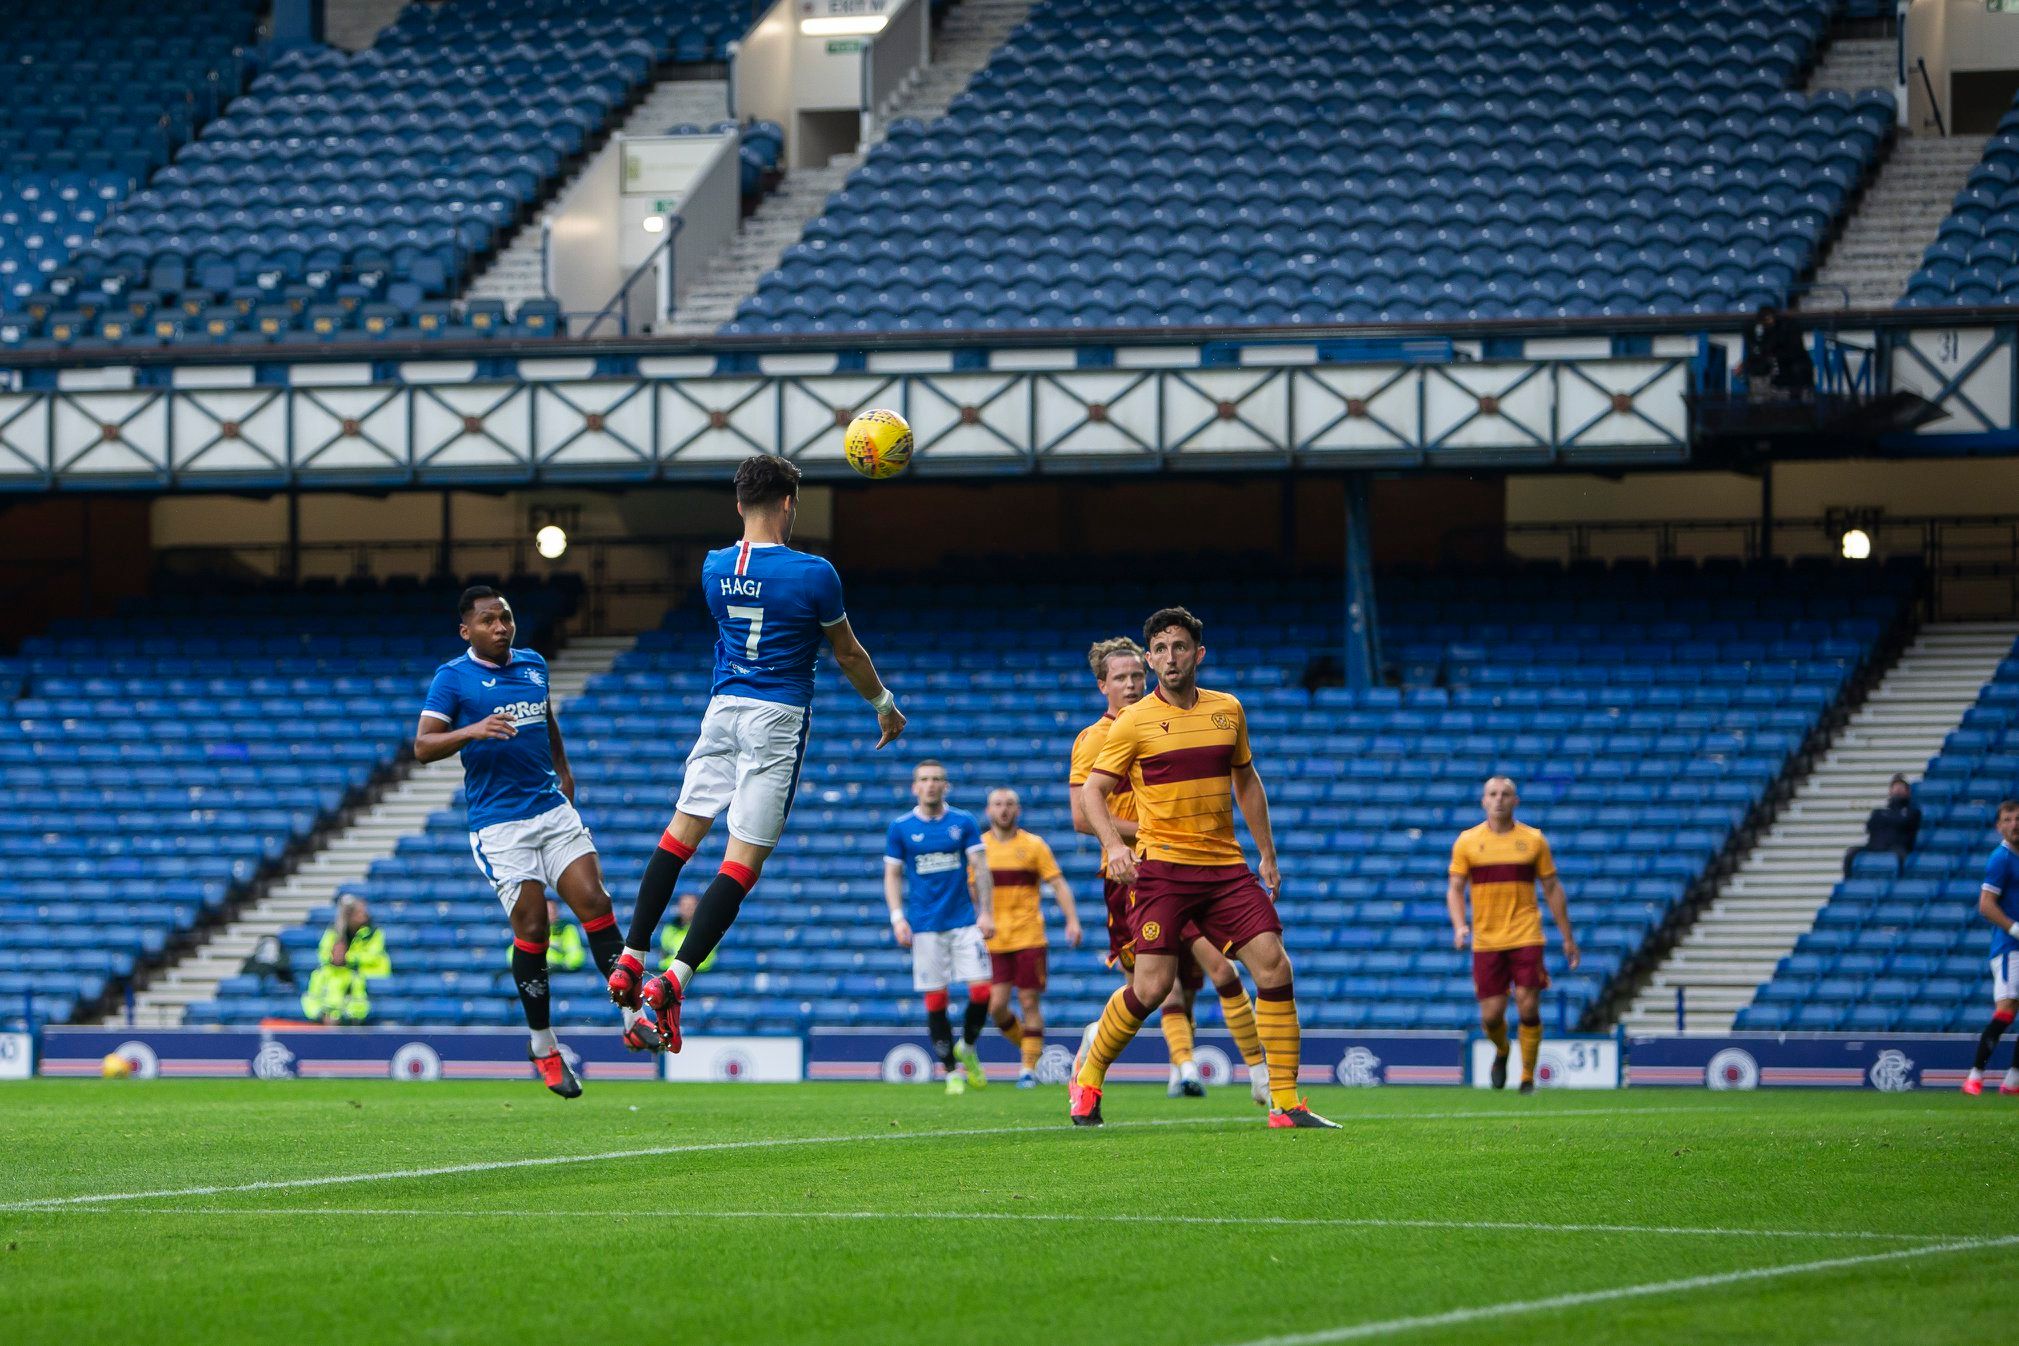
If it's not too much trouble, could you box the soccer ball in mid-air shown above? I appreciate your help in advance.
[101,1053,132,1079]
[843,408,913,479]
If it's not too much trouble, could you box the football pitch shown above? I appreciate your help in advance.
[2,1081,2012,1345]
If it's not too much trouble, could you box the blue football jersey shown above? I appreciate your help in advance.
[886,807,984,934]
[703,541,846,708]
[422,648,564,830]
[1986,843,2019,957]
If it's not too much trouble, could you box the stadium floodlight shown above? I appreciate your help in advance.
[642,215,665,235]
[1841,528,1873,560]
[800,15,887,36]
[535,525,569,560]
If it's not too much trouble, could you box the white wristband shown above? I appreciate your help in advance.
[870,689,896,714]
[2008,921,2018,939]
[889,910,906,929]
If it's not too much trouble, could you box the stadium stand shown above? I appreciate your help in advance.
[17,0,753,350]
[0,579,573,1027]
[0,0,259,326]
[1900,100,2019,309]
[727,0,1894,335]
[184,559,1915,1037]
[1736,635,2019,1032]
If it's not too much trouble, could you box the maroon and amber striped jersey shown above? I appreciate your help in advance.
[1089,686,1251,869]
[979,827,1062,952]
[1070,713,1137,878]
[1449,822,1556,952]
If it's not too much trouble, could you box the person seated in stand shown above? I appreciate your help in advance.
[300,896,391,1024]
[241,933,293,993]
[1743,304,1813,399]
[1843,774,1923,878]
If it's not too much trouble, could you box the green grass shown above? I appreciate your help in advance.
[1,1081,2013,1345]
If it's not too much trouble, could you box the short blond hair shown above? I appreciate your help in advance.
[1088,636,1145,679]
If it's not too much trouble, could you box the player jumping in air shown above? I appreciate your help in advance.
[1962,799,2019,1095]
[608,454,905,1046]
[1070,636,1274,1105]
[1074,609,1334,1128]
[885,761,995,1094]
[416,586,658,1099]
[978,786,1083,1088]
[1447,776,1579,1094]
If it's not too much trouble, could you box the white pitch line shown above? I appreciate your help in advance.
[0,1104,1709,1213]
[21,1206,1961,1245]
[1212,1234,2019,1346]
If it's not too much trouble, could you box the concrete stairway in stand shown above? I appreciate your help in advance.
[462,79,730,316]
[323,0,411,51]
[1806,134,1985,310]
[661,0,1035,336]
[1620,623,2019,1033]
[1804,34,1897,97]
[105,637,636,1027]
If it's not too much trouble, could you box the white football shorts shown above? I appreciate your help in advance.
[469,802,597,911]
[911,925,990,992]
[1993,951,2018,1003]
[675,695,811,848]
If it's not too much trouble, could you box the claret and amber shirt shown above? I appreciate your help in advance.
[979,827,1063,953]
[1088,686,1251,869]
[1449,822,1556,952]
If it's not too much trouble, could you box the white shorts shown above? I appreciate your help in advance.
[1993,952,2018,1003]
[911,926,989,992]
[675,695,810,847]
[469,802,597,911]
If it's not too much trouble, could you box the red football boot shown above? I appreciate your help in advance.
[1267,1098,1341,1129]
[1964,1076,1985,1096]
[641,970,684,1053]
[622,1016,664,1053]
[531,1048,582,1099]
[1068,1030,1102,1126]
[608,952,645,1011]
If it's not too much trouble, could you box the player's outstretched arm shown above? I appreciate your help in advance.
[1445,874,1471,950]
[413,711,516,763]
[1231,762,1280,895]
[1541,873,1579,969]
[823,617,905,749]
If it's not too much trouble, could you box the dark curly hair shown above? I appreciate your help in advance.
[734,454,802,508]
[1142,606,1203,647]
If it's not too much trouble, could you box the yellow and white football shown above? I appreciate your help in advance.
[843,408,913,480]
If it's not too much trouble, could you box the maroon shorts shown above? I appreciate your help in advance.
[1128,860,1282,962]
[1472,944,1548,999]
[1106,877,1207,989]
[989,946,1047,991]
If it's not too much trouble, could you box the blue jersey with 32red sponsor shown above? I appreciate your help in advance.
[886,806,984,934]
[1985,842,2019,957]
[422,647,562,830]
[703,541,846,709]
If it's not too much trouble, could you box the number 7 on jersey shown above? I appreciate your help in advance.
[726,604,764,658]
